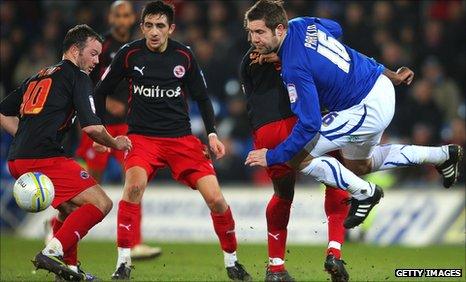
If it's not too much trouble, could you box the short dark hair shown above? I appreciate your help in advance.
[245,0,288,30]
[62,24,103,53]
[141,1,175,25]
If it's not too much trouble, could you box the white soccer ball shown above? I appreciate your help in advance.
[13,172,55,212]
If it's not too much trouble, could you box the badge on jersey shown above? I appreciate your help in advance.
[287,83,298,103]
[173,65,186,78]
[80,170,90,179]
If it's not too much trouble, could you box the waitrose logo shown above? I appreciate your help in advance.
[133,85,181,98]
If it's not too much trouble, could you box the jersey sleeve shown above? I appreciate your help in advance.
[316,17,343,39]
[0,79,29,116]
[73,72,102,127]
[185,50,216,134]
[265,67,322,166]
[94,46,127,120]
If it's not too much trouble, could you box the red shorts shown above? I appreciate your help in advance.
[124,134,216,189]
[7,157,97,208]
[253,116,298,180]
[76,123,128,171]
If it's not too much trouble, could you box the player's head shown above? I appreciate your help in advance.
[63,24,103,74]
[245,0,288,54]
[140,1,175,52]
[109,0,135,37]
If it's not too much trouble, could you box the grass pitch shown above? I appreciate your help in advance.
[0,235,464,281]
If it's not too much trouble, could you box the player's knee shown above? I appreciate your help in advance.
[92,194,113,215]
[345,160,372,176]
[272,175,295,201]
[124,181,146,203]
[57,202,78,219]
[101,197,113,215]
[206,193,227,213]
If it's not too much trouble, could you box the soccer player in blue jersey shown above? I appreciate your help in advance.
[244,0,463,229]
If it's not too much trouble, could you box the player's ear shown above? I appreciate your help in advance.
[275,24,285,37]
[139,22,144,33]
[168,24,176,35]
[70,44,80,57]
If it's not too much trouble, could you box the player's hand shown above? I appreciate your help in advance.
[114,135,132,151]
[394,67,415,86]
[106,97,126,117]
[208,133,225,160]
[93,142,110,153]
[255,50,280,64]
[245,148,268,167]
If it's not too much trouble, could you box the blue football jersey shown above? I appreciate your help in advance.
[266,17,385,166]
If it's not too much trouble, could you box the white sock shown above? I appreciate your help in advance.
[224,251,237,268]
[301,156,375,200]
[371,144,449,171]
[69,265,78,273]
[42,237,64,256]
[269,257,285,266]
[116,247,131,269]
[328,241,341,251]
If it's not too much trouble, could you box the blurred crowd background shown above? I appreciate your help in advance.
[1,0,465,188]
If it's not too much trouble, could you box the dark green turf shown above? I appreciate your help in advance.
[1,235,464,281]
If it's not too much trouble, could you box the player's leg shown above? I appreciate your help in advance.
[167,135,250,280]
[37,184,111,280]
[301,75,398,228]
[300,152,382,205]
[53,202,99,280]
[265,172,295,282]
[344,143,463,188]
[111,126,162,260]
[112,166,149,279]
[252,117,297,281]
[112,133,161,279]
[12,157,107,280]
[196,175,251,281]
[54,205,77,268]
[324,186,350,282]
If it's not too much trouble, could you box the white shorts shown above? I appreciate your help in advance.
[306,74,395,160]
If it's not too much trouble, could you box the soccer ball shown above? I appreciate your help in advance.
[13,172,55,212]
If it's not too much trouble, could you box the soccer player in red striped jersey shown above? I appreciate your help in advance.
[0,24,132,281]
[74,0,162,261]
[95,2,251,280]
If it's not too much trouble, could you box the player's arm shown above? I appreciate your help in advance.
[94,46,128,120]
[266,69,321,166]
[246,68,321,167]
[74,73,131,151]
[0,80,28,135]
[0,114,19,135]
[186,51,225,159]
[383,67,414,86]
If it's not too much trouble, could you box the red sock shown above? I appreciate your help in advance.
[133,203,142,247]
[51,217,77,265]
[51,217,63,234]
[325,187,349,259]
[267,195,292,272]
[54,204,104,254]
[211,206,237,253]
[117,200,140,248]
